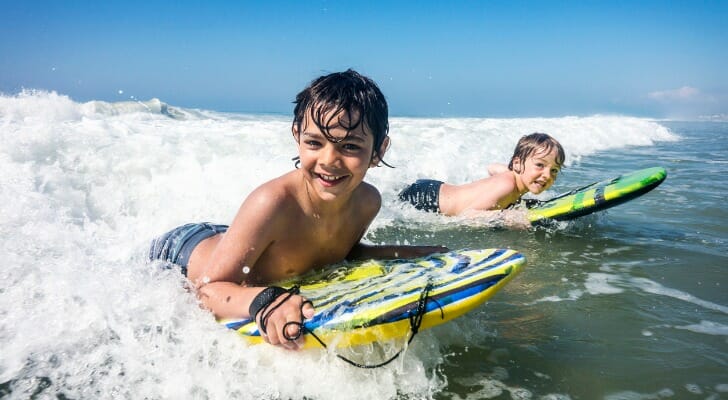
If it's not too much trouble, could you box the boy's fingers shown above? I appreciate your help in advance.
[284,322,302,341]
[258,294,312,350]
[302,301,315,319]
[270,326,297,350]
[263,322,278,344]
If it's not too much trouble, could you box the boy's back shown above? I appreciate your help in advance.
[439,172,519,216]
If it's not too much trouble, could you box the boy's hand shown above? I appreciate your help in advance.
[501,210,532,230]
[398,245,449,259]
[257,294,315,350]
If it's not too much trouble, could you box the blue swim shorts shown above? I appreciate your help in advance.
[398,179,443,213]
[149,222,228,276]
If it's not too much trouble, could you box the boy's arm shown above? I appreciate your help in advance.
[347,243,448,261]
[346,183,448,261]
[191,182,313,350]
[196,281,314,350]
[458,208,531,230]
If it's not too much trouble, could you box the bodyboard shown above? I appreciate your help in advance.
[526,166,667,223]
[221,248,526,349]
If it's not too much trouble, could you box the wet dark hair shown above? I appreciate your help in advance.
[292,69,390,167]
[508,133,565,172]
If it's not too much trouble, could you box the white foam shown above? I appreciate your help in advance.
[604,388,675,400]
[674,320,728,336]
[584,273,625,295]
[583,273,728,316]
[685,383,703,395]
[450,370,538,400]
[628,277,728,315]
[532,289,585,304]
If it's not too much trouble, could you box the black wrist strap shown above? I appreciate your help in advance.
[248,286,288,323]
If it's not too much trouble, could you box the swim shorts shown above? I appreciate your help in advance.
[398,179,443,213]
[149,222,228,276]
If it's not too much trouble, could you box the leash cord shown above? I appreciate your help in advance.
[258,282,442,369]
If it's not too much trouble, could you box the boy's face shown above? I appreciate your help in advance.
[294,109,385,202]
[512,147,561,194]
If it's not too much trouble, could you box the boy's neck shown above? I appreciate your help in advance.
[512,171,529,196]
[301,177,354,218]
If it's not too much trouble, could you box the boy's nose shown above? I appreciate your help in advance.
[319,145,340,165]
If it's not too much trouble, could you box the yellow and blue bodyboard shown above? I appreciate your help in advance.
[221,248,526,349]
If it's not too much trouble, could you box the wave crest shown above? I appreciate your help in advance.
[0,89,193,122]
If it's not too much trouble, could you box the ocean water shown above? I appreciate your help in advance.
[1,90,726,400]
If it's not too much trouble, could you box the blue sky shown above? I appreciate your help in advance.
[1,1,726,119]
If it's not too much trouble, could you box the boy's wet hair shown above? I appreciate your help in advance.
[508,133,565,171]
[292,69,390,166]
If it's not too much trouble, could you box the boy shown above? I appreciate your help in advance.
[149,70,445,350]
[399,133,565,226]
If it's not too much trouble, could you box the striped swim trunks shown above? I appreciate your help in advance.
[149,222,228,276]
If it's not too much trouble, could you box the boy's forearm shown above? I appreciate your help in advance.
[196,281,262,319]
[348,243,448,261]
[459,209,531,229]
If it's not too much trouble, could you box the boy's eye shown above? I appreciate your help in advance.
[342,143,362,151]
[305,140,322,147]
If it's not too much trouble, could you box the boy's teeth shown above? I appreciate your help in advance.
[320,174,340,181]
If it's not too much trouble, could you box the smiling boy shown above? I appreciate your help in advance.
[399,133,565,226]
[149,70,445,350]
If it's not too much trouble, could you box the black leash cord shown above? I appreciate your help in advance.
[258,283,443,369]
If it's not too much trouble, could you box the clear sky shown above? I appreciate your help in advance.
[1,1,726,119]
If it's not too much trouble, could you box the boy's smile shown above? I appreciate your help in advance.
[316,172,348,186]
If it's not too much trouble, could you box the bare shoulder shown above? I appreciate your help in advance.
[490,171,518,192]
[489,171,520,208]
[234,171,302,228]
[246,173,295,206]
[469,172,515,195]
[353,181,382,218]
[460,171,518,212]
[487,163,509,176]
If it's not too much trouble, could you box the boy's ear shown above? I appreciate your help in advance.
[370,136,390,167]
[512,157,523,174]
[292,125,300,141]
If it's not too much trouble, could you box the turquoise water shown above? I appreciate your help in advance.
[1,92,725,399]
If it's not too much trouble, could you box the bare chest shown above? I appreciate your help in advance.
[251,216,363,283]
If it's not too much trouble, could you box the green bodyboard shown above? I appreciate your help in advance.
[527,167,667,223]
